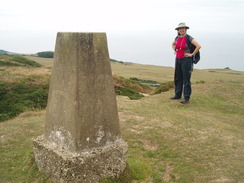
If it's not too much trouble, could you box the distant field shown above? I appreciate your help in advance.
[24,56,53,67]
[24,56,244,83]
[1,56,244,183]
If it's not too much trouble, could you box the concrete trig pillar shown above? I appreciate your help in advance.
[33,32,127,183]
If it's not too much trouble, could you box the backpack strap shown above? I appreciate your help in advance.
[186,34,191,52]
[186,34,196,53]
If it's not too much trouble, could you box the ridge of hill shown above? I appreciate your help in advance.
[0,54,42,67]
[0,49,22,55]
[0,49,8,54]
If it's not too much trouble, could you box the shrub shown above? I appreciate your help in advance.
[37,51,54,58]
[113,75,152,94]
[0,80,48,122]
[110,59,124,64]
[153,81,174,94]
[114,85,144,100]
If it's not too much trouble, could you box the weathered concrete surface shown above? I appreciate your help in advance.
[33,135,127,183]
[33,32,127,183]
[45,33,121,152]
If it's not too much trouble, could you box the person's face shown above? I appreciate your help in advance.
[178,27,187,35]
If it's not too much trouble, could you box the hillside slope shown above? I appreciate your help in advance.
[0,56,244,182]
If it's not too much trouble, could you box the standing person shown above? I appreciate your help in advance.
[171,22,201,104]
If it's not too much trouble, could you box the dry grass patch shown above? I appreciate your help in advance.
[0,66,51,83]
[24,56,54,67]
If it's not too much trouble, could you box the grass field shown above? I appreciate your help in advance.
[0,57,244,183]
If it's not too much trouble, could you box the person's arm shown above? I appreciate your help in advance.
[185,39,201,57]
[191,39,201,55]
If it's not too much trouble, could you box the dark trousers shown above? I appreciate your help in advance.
[174,57,193,101]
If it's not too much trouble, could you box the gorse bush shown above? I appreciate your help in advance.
[114,85,144,100]
[153,81,174,94]
[0,80,49,122]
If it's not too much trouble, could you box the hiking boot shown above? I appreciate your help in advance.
[180,100,189,104]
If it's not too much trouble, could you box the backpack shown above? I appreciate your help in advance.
[186,34,200,64]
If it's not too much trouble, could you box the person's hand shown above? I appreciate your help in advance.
[185,53,193,57]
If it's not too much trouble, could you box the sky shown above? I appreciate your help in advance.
[1,0,244,71]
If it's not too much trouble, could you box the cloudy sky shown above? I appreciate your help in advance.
[1,0,244,71]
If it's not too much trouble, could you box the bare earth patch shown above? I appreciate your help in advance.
[163,164,179,182]
[142,139,158,151]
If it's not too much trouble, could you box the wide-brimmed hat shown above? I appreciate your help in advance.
[175,22,190,30]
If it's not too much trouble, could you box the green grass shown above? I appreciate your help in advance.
[127,81,242,182]
[103,68,244,182]
[0,59,244,182]
[0,111,51,183]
